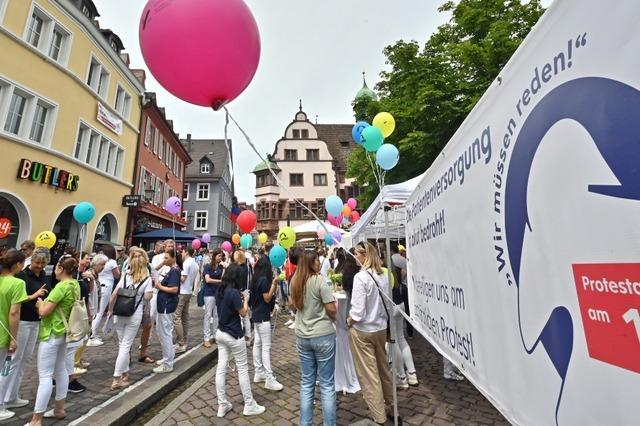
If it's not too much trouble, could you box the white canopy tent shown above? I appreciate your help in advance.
[293,221,345,235]
[350,173,425,243]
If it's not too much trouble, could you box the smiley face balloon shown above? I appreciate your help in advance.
[35,231,56,249]
[277,226,296,249]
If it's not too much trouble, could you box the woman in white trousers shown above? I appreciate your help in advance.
[215,264,265,418]
[28,256,81,426]
[1,248,49,410]
[88,245,120,346]
[250,256,283,391]
[108,248,153,390]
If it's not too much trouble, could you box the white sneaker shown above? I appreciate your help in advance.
[264,377,284,391]
[287,322,295,329]
[284,319,293,326]
[407,371,419,386]
[444,372,465,381]
[156,358,165,366]
[0,409,14,421]
[396,376,409,390]
[153,364,173,374]
[253,373,266,383]
[174,344,187,354]
[86,338,104,347]
[4,398,28,408]
[243,403,265,416]
[73,367,88,375]
[217,402,233,418]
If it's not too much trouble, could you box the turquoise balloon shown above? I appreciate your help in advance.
[269,245,287,267]
[325,195,343,217]
[376,143,400,170]
[360,126,384,152]
[73,202,96,224]
[324,234,334,246]
[240,233,253,249]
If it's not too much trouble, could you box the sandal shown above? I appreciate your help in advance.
[138,355,155,364]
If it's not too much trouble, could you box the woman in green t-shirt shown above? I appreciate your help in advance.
[0,249,28,421]
[27,257,80,426]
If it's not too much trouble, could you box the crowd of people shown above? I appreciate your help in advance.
[0,236,459,425]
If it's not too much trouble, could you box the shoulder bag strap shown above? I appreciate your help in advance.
[57,281,78,332]
[365,270,390,319]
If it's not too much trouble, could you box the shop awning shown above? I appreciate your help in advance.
[132,228,201,242]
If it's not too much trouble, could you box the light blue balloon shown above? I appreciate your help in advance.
[269,245,287,268]
[73,201,96,224]
[361,126,384,152]
[240,233,253,249]
[325,195,343,217]
[351,121,370,144]
[376,143,399,170]
[324,234,334,246]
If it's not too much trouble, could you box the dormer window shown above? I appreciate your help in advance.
[82,5,91,18]
[292,129,300,139]
[110,40,118,51]
[301,129,309,138]
[200,162,211,174]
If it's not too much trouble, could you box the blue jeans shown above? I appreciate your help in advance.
[296,333,336,426]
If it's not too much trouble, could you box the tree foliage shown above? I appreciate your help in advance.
[348,0,545,208]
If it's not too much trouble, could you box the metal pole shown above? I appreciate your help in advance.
[384,205,399,426]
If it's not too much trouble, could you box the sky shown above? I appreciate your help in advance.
[94,0,551,203]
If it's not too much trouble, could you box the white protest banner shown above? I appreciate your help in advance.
[97,102,123,135]
[405,1,640,425]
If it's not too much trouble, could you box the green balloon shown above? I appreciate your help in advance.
[360,126,384,152]
[277,226,296,249]
[240,233,253,249]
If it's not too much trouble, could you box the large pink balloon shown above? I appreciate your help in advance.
[221,241,232,252]
[347,198,357,210]
[139,0,261,109]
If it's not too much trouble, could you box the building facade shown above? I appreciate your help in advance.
[181,136,234,247]
[128,92,191,245]
[253,106,362,238]
[0,0,144,252]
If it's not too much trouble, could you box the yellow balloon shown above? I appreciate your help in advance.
[35,231,56,249]
[372,112,396,138]
[258,232,268,244]
[232,233,241,245]
[277,227,296,249]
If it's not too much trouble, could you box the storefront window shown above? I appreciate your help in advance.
[0,195,20,249]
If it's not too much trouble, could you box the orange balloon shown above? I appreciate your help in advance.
[342,205,352,217]
[232,233,241,244]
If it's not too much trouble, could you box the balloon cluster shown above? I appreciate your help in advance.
[352,112,400,171]
[325,196,360,227]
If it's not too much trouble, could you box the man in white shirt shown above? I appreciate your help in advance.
[174,247,197,353]
[318,248,332,283]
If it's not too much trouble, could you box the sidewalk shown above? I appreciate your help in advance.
[159,314,509,426]
[5,298,210,426]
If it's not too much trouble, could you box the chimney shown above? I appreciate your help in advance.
[132,69,146,87]
[120,53,130,66]
[187,133,192,152]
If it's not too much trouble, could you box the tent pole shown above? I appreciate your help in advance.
[384,205,399,426]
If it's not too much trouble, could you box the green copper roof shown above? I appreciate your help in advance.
[252,159,280,173]
[355,73,377,101]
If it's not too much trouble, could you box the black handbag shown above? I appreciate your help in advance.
[113,276,145,317]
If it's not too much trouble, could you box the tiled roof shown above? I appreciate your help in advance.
[315,124,355,171]
[180,138,233,179]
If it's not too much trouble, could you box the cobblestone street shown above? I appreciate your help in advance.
[162,314,509,426]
